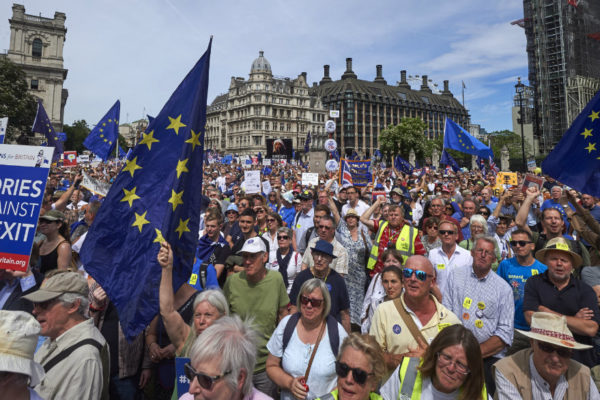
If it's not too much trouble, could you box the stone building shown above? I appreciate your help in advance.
[206,51,328,157]
[6,4,68,132]
[311,58,469,158]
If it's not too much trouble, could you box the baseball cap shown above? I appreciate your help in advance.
[238,237,267,254]
[39,210,65,222]
[22,272,89,303]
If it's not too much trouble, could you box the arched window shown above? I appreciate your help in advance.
[32,38,43,58]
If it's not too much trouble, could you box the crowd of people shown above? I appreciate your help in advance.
[2,158,600,400]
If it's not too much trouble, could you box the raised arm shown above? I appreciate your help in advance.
[360,196,385,231]
[328,196,341,226]
[515,186,539,234]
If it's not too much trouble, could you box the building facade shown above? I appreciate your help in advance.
[311,58,469,158]
[523,0,600,153]
[7,4,68,133]
[206,51,327,157]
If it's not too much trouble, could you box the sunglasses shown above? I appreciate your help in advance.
[318,225,333,230]
[439,230,455,236]
[267,218,276,223]
[184,363,231,390]
[510,240,532,247]
[300,295,324,307]
[479,211,490,216]
[537,341,572,358]
[335,361,372,385]
[427,226,438,230]
[277,235,289,240]
[402,268,432,282]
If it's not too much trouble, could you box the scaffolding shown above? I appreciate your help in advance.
[566,75,600,125]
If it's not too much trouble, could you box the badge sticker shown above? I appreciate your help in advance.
[475,319,484,329]
[438,323,451,332]
[393,324,402,334]
[462,313,470,320]
[477,302,486,310]
[556,242,570,251]
[463,297,473,310]
[531,269,539,275]
[437,264,445,270]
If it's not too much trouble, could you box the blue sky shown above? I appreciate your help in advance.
[1,0,528,133]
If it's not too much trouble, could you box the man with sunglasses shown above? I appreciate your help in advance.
[494,312,600,399]
[422,196,463,242]
[443,235,514,395]
[370,255,460,370]
[496,229,547,355]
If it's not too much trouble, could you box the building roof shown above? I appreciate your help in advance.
[250,50,271,74]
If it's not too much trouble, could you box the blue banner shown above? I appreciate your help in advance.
[342,159,373,187]
[175,357,191,398]
[0,145,51,271]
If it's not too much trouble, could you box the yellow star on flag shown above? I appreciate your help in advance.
[585,142,597,153]
[176,158,189,178]
[102,123,106,127]
[168,189,184,211]
[132,211,150,232]
[185,130,202,151]
[167,115,187,135]
[175,218,190,238]
[123,156,142,177]
[100,134,104,137]
[581,128,593,139]
[100,129,104,133]
[153,228,165,244]
[103,139,108,142]
[590,110,600,122]
[120,187,140,207]
[109,119,112,123]
[139,130,159,150]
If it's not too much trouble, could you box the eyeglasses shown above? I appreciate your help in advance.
[318,225,333,230]
[437,352,470,375]
[300,295,324,307]
[267,218,276,223]
[427,226,438,230]
[184,363,231,390]
[335,361,373,385]
[312,251,331,261]
[479,211,490,216]
[509,240,532,247]
[277,235,289,240]
[439,230,455,236]
[537,341,572,358]
[474,248,494,257]
[256,209,265,214]
[402,268,432,282]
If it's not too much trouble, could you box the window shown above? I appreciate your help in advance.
[30,79,39,90]
[32,38,42,58]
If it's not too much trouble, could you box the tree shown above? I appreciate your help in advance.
[0,58,37,142]
[379,117,428,159]
[63,120,90,152]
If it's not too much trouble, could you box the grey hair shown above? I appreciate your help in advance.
[58,292,89,318]
[277,226,293,237]
[473,234,498,258]
[192,289,229,317]
[189,315,258,397]
[432,196,446,206]
[469,214,488,234]
[551,185,563,192]
[296,278,332,319]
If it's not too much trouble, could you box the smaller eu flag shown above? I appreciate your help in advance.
[83,100,120,161]
[444,118,493,159]
[32,100,62,161]
[542,90,600,196]
[394,155,413,174]
[440,150,459,172]
[304,132,311,154]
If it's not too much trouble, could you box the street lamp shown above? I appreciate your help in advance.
[515,77,526,171]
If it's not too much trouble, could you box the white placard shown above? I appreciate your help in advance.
[262,158,271,166]
[244,170,261,193]
[262,180,272,195]
[325,120,336,133]
[0,117,8,144]
[324,139,337,152]
[77,154,90,163]
[81,170,112,197]
[302,172,319,187]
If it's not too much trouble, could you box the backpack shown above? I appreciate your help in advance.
[282,312,340,357]
[304,227,315,250]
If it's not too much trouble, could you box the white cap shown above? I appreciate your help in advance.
[238,237,266,254]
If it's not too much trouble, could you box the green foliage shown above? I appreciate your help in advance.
[63,120,90,152]
[488,129,532,160]
[379,117,428,159]
[0,58,37,142]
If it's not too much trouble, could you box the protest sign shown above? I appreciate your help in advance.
[244,170,261,193]
[0,144,52,271]
[0,117,7,144]
[344,159,373,187]
[302,172,319,187]
[175,357,191,398]
[497,172,518,186]
[78,154,90,163]
[262,158,271,166]
[372,190,386,202]
[522,174,544,193]
[81,170,112,197]
[63,150,78,167]
[262,180,272,195]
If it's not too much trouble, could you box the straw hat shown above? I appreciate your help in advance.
[344,209,360,219]
[535,237,583,268]
[517,312,592,350]
[0,311,45,386]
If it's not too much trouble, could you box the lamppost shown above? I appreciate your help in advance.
[515,77,526,171]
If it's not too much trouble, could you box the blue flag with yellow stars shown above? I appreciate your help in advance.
[542,90,600,196]
[443,118,493,159]
[32,100,63,161]
[83,100,120,161]
[81,40,212,340]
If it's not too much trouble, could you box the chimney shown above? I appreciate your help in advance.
[300,72,307,81]
[342,58,357,80]
[398,70,410,89]
[320,65,332,84]
[420,75,432,92]
[442,80,453,97]
[374,65,387,84]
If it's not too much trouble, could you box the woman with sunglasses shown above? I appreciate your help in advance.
[38,210,72,273]
[181,315,272,400]
[269,227,301,293]
[266,279,348,400]
[255,205,269,235]
[262,211,283,265]
[421,216,442,256]
[315,333,385,400]
[380,324,487,400]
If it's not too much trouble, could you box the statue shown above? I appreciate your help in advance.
[501,145,510,171]
[409,149,416,167]
[432,148,440,169]
[472,155,478,171]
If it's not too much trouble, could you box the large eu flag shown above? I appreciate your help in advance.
[81,40,212,340]
[443,118,493,159]
[83,100,120,161]
[542,90,600,196]
[32,100,63,161]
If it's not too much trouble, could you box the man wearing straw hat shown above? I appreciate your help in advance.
[0,310,45,400]
[523,237,600,367]
[494,312,600,399]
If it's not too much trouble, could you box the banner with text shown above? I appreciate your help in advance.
[344,159,373,187]
[81,170,111,197]
[0,144,52,271]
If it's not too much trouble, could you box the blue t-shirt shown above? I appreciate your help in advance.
[279,206,296,228]
[497,257,548,330]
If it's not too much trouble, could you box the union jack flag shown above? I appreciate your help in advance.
[489,156,499,174]
[477,156,487,175]
[340,158,353,187]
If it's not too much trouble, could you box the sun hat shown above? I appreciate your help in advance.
[0,310,45,386]
[344,209,360,219]
[238,237,267,254]
[535,237,583,268]
[282,191,295,203]
[226,203,239,213]
[517,311,592,350]
[310,239,337,259]
[22,271,88,303]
